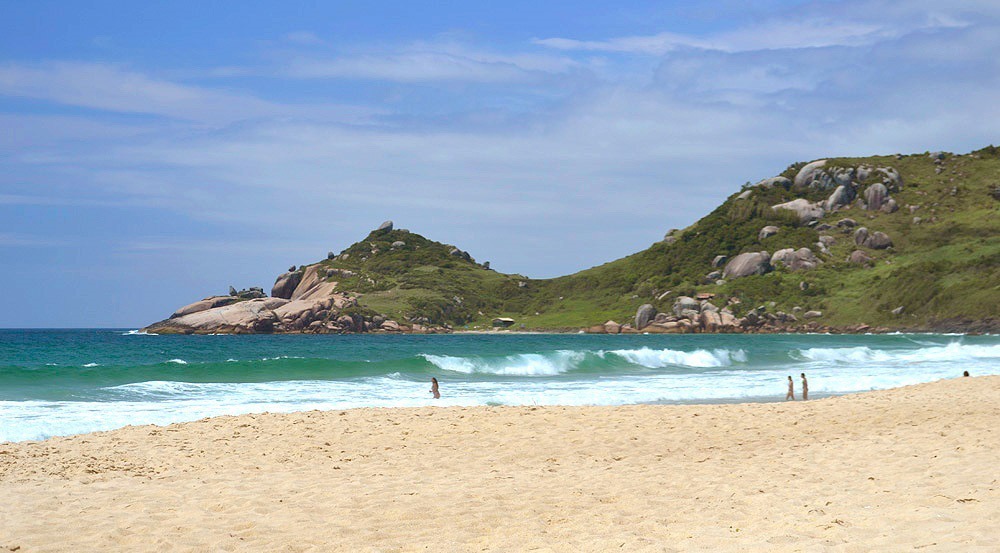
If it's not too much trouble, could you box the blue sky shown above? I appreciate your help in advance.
[2,0,998,327]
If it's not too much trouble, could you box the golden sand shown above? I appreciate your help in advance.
[1,376,997,552]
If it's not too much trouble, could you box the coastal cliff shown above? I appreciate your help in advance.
[144,146,1000,334]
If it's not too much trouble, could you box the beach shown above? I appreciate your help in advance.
[1,375,996,552]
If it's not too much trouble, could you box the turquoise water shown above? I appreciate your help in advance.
[1,329,998,442]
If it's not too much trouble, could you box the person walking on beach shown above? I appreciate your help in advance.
[786,376,795,401]
[430,377,440,399]
[801,373,809,401]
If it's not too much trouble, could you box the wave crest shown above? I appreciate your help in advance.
[422,351,586,376]
[607,347,746,368]
[799,342,1000,364]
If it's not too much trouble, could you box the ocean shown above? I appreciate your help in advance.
[1,329,997,443]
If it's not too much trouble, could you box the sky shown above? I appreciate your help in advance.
[2,0,999,327]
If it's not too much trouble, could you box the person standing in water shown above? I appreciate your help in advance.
[430,377,440,399]
[786,376,795,400]
[801,373,809,401]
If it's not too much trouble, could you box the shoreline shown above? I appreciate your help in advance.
[2,376,995,551]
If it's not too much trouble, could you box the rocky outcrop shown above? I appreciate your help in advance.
[449,247,473,262]
[771,199,825,223]
[825,185,855,211]
[794,160,829,189]
[149,297,288,334]
[376,220,394,232]
[271,271,303,300]
[170,296,239,318]
[848,250,873,266]
[712,255,727,268]
[635,304,657,330]
[854,227,893,250]
[866,231,893,250]
[770,248,820,272]
[874,167,903,191]
[723,252,772,279]
[758,226,779,240]
[230,287,266,299]
[755,176,792,190]
[672,296,700,317]
[864,183,888,211]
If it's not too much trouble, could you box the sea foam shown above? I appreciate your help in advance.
[607,347,746,368]
[422,351,586,376]
[799,342,1000,364]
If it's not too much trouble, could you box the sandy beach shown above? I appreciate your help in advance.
[1,376,996,552]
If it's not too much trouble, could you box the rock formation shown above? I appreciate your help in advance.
[635,304,657,330]
[772,199,825,223]
[758,226,779,240]
[770,248,820,272]
[723,252,772,279]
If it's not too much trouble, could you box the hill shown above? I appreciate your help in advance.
[145,146,1000,334]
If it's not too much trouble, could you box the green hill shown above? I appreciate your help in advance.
[326,147,998,332]
[149,146,999,334]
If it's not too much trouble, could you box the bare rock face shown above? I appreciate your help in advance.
[755,176,792,190]
[603,320,622,334]
[880,198,899,213]
[866,231,893,249]
[723,252,772,279]
[170,296,239,318]
[712,255,727,268]
[848,250,874,266]
[794,160,829,189]
[376,220,394,232]
[149,297,290,334]
[772,198,825,223]
[701,310,721,332]
[854,227,892,249]
[771,248,820,271]
[271,271,303,300]
[635,304,657,330]
[758,226,779,241]
[864,183,889,211]
[672,296,700,317]
[874,167,903,191]
[825,184,856,211]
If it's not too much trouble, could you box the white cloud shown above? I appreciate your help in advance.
[4,0,1000,280]
[535,4,971,55]
[274,40,584,83]
[0,62,378,124]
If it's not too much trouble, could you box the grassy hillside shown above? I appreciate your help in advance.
[303,146,1000,331]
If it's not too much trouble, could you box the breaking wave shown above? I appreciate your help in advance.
[798,343,1000,364]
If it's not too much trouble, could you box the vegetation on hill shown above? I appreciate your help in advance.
[295,147,1000,332]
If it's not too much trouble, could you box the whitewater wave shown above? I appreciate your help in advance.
[166,358,189,365]
[422,347,747,376]
[422,351,586,376]
[798,342,1000,364]
[122,330,157,336]
[607,347,746,368]
[82,362,100,368]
